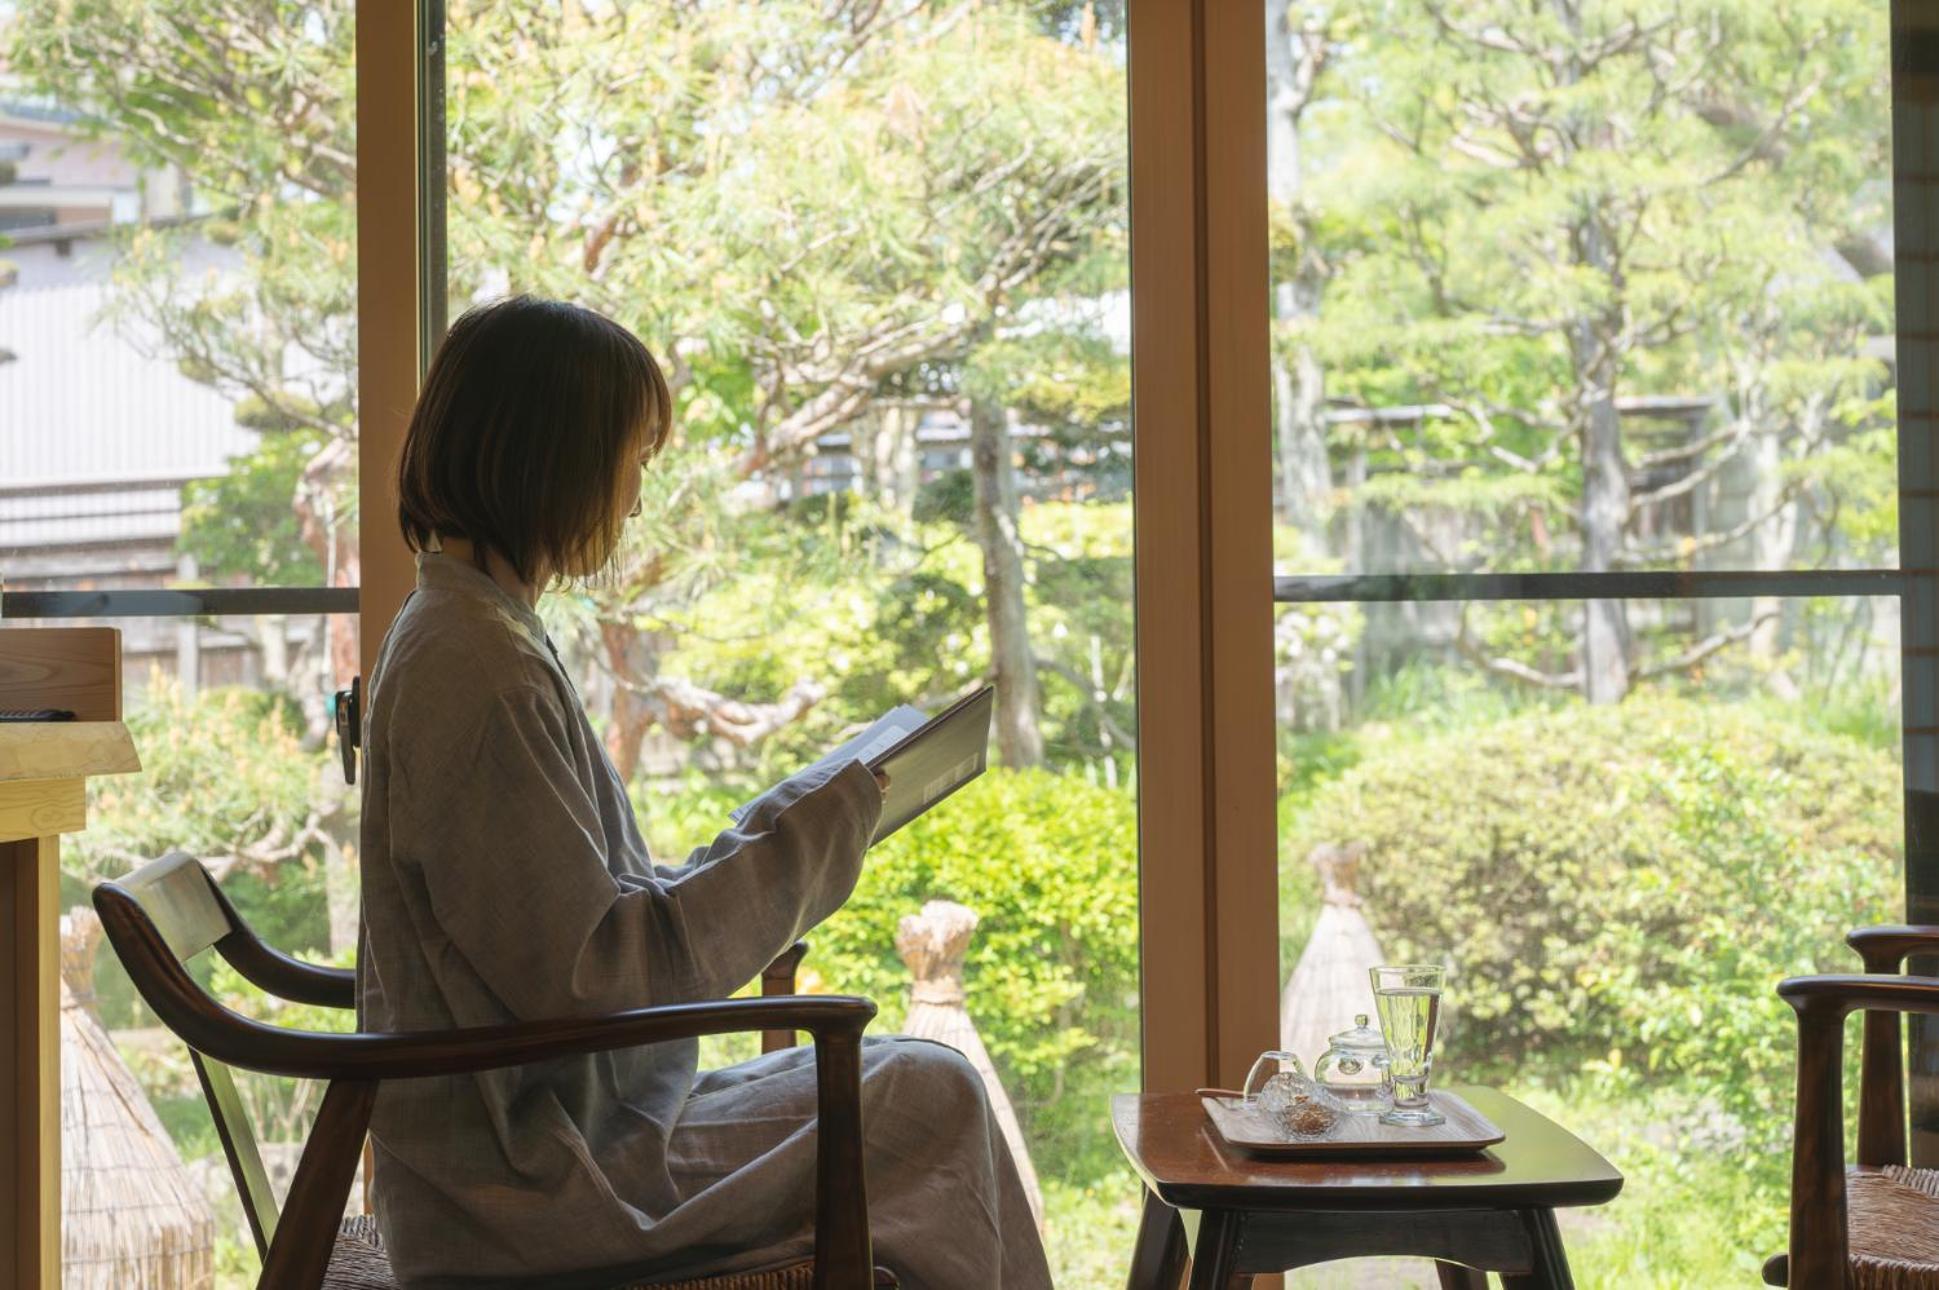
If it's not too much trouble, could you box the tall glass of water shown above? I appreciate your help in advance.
[1370,964,1446,1128]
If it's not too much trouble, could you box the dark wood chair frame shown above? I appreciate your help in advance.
[1775,924,1939,1287]
[93,850,881,1290]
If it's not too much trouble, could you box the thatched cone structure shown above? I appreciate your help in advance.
[60,907,216,1289]
[894,901,1044,1229]
[1280,841,1385,1066]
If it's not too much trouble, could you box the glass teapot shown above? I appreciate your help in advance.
[1313,1014,1391,1109]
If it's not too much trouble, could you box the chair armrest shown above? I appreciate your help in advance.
[206,876,356,1008]
[1847,926,1939,974]
[292,995,876,1081]
[98,875,875,1079]
[1781,973,1939,1018]
[1781,974,1939,1288]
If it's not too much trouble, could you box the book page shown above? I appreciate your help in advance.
[728,705,929,824]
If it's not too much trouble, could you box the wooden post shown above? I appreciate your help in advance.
[0,627,141,1287]
[356,0,426,682]
[1129,0,1278,1098]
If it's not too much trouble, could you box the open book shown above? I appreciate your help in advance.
[731,685,995,846]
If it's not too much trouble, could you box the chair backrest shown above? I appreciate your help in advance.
[94,850,356,1260]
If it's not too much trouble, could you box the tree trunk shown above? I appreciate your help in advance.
[969,396,1044,767]
[867,404,921,517]
[1571,219,1631,706]
[291,434,361,714]
[1273,283,1329,543]
[1553,6,1630,705]
[1266,0,1331,545]
[323,837,360,957]
[601,620,659,782]
[314,770,360,957]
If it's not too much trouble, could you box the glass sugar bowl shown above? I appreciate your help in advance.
[1314,1014,1392,1112]
[1242,1050,1344,1140]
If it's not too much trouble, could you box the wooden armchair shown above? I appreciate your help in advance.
[93,851,894,1290]
[1767,925,1939,1288]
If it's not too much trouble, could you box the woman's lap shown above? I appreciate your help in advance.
[665,1037,1049,1290]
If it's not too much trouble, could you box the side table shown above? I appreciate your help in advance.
[1113,1086,1622,1289]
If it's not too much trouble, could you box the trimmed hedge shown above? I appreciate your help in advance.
[1286,695,1900,1138]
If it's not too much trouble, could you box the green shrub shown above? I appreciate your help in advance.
[66,678,342,1025]
[69,677,324,883]
[641,767,1140,1182]
[1286,694,1900,1143]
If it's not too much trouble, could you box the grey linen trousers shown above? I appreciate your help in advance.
[357,554,1051,1289]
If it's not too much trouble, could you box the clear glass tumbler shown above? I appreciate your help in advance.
[1370,964,1446,1127]
[1241,1050,1309,1114]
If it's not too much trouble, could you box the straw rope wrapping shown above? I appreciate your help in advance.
[894,900,1044,1229]
[60,908,216,1289]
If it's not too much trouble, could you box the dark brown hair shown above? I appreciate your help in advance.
[397,296,672,583]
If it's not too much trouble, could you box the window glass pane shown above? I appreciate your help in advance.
[1266,1,1895,577]
[54,612,362,1284]
[1276,592,1901,1284]
[2,5,361,602]
[445,3,1138,1281]
[1,6,362,1280]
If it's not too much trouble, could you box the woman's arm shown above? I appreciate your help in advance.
[397,685,882,1018]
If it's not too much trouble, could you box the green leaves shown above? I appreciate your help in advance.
[1297,0,1894,576]
[1286,692,1900,1151]
[179,428,329,585]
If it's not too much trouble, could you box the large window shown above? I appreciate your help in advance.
[1,3,363,1283]
[10,0,1926,1285]
[437,1,1144,1282]
[1267,1,1903,1283]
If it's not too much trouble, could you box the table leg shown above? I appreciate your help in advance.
[1187,1210,1243,1290]
[1127,1189,1188,1290]
[1,834,59,1290]
[1500,1210,1574,1290]
[1436,1263,1491,1289]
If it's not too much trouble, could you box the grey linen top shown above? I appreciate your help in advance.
[357,553,883,1287]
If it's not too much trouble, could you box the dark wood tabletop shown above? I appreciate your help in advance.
[1113,1086,1623,1213]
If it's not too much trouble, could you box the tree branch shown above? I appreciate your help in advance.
[1034,655,1134,748]
[1632,609,1777,682]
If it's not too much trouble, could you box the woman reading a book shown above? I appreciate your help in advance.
[358,296,1050,1289]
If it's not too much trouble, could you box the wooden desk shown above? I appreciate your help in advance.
[1113,1087,1623,1289]
[0,628,139,1288]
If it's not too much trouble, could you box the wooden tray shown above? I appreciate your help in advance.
[1201,1091,1505,1158]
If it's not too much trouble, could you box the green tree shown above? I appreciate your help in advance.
[1293,0,1893,702]
[11,0,1128,770]
[441,0,1125,767]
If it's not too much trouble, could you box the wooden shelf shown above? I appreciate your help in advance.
[0,721,140,786]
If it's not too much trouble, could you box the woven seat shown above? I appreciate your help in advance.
[1764,1167,1939,1289]
[324,1216,897,1289]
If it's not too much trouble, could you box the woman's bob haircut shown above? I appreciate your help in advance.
[397,295,672,583]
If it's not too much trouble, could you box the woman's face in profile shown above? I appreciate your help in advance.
[571,424,654,577]
[619,441,648,524]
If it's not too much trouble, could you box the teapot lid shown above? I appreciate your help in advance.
[1325,1013,1386,1053]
